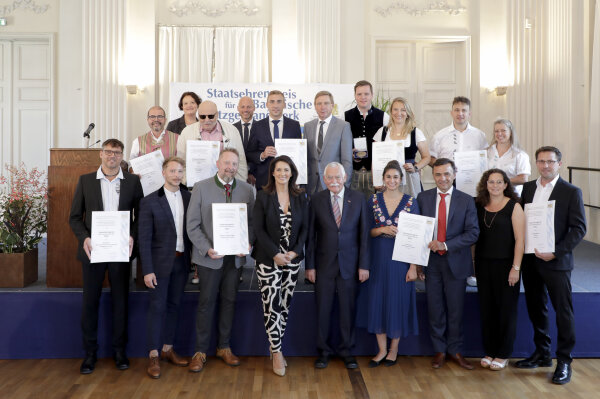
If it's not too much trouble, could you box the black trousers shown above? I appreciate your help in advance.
[146,256,187,352]
[315,271,358,358]
[522,262,575,363]
[194,256,242,353]
[81,260,130,354]
[475,258,520,358]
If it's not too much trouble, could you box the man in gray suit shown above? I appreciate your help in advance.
[186,148,255,372]
[305,91,353,196]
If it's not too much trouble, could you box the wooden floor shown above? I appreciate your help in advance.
[1,356,599,399]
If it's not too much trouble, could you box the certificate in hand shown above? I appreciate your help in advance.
[90,211,130,263]
[129,150,165,196]
[392,212,435,266]
[186,140,220,187]
[372,141,405,187]
[274,139,308,184]
[454,150,488,197]
[524,200,555,254]
[212,203,250,256]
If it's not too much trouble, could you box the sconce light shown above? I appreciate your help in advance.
[126,85,139,95]
[0,18,7,26]
[494,86,507,96]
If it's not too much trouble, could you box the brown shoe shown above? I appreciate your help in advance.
[216,347,241,367]
[161,349,189,367]
[431,352,446,369]
[147,356,161,379]
[189,352,207,373]
[449,353,474,370]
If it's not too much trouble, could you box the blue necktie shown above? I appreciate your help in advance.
[272,120,280,140]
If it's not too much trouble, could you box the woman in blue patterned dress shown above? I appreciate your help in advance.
[367,160,420,367]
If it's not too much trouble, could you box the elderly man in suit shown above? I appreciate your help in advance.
[69,138,144,374]
[177,100,248,182]
[233,96,257,185]
[416,158,479,370]
[247,90,302,190]
[138,157,192,379]
[515,146,586,385]
[304,91,353,196]
[186,148,255,372]
[306,162,370,370]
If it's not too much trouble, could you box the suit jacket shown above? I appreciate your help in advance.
[166,115,196,135]
[252,190,309,266]
[246,116,302,189]
[521,177,586,271]
[69,171,144,263]
[138,185,192,277]
[417,188,479,279]
[304,116,353,195]
[306,188,370,280]
[186,175,255,269]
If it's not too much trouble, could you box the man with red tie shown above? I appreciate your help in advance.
[416,158,479,370]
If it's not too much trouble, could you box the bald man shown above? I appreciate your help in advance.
[233,97,256,185]
[130,105,179,161]
[177,101,248,182]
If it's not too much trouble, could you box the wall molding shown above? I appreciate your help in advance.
[0,0,50,15]
[168,0,259,17]
[374,1,466,17]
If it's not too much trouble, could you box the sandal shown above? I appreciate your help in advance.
[480,356,493,368]
[490,358,509,370]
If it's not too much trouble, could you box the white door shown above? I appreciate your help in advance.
[0,38,52,173]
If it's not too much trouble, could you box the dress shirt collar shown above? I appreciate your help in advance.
[319,115,333,124]
[436,186,454,197]
[215,174,236,188]
[96,166,124,181]
[449,122,474,133]
[536,174,560,190]
[269,116,283,124]
[150,130,166,141]
[329,186,345,200]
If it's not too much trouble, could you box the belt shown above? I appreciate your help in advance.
[175,251,184,257]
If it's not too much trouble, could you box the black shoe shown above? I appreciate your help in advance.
[368,359,383,368]
[515,352,553,369]
[80,352,97,374]
[343,356,358,369]
[314,355,330,369]
[114,351,130,370]
[383,358,397,367]
[552,361,572,385]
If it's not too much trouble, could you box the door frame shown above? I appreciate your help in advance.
[0,33,55,167]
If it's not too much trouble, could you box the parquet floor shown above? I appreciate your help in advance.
[0,356,599,399]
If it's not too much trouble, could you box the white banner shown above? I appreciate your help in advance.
[169,83,355,126]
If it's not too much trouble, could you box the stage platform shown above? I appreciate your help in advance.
[1,240,599,359]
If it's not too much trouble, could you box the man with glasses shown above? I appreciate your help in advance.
[69,139,144,374]
[177,100,248,182]
[130,106,179,160]
[516,146,586,385]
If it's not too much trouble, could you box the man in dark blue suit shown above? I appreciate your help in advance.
[138,157,192,379]
[306,162,370,369]
[233,96,256,185]
[246,90,301,190]
[416,158,479,370]
[515,146,586,385]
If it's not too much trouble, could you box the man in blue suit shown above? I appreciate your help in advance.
[306,162,370,370]
[246,90,301,190]
[138,157,192,379]
[416,158,479,370]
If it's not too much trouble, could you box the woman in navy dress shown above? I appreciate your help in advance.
[367,160,419,367]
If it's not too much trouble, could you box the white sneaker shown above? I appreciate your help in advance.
[466,276,477,287]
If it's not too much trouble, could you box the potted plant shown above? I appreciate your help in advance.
[0,163,48,287]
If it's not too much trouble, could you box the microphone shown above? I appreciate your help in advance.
[83,123,95,138]
[87,139,101,148]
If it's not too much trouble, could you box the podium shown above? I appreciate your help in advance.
[47,149,101,287]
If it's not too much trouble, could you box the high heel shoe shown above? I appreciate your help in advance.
[269,348,287,367]
[271,351,286,376]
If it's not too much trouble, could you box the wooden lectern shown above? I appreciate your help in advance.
[47,149,101,287]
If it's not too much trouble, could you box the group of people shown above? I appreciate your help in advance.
[68,80,586,386]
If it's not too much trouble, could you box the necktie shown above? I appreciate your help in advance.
[332,194,341,228]
[243,123,250,148]
[224,183,232,203]
[437,193,448,255]
[272,120,280,140]
[317,121,325,155]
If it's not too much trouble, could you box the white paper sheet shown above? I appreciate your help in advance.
[212,203,249,256]
[274,139,308,185]
[372,141,405,187]
[186,140,220,187]
[129,150,165,196]
[524,200,556,254]
[90,211,130,263]
[392,212,436,266]
[454,150,488,197]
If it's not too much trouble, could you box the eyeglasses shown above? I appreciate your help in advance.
[147,115,165,120]
[487,180,505,185]
[199,113,217,120]
[103,150,123,156]
[536,160,558,166]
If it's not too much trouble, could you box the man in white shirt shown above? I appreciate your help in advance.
[130,106,179,161]
[429,96,488,165]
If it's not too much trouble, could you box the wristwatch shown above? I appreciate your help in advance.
[512,264,520,271]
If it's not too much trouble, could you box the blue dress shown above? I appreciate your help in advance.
[366,192,419,338]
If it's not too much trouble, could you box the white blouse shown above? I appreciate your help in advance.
[487,144,531,196]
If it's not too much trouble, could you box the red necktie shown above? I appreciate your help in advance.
[437,193,448,255]
[224,184,231,203]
